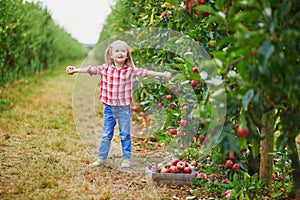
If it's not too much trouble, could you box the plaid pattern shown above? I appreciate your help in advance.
[87,64,147,106]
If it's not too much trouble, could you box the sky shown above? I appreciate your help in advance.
[27,0,115,44]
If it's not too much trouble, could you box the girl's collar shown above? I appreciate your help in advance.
[110,64,128,69]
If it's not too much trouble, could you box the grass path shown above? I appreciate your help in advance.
[0,64,185,200]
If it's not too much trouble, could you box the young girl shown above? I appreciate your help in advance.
[66,40,170,168]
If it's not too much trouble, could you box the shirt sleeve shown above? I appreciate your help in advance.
[87,65,105,76]
[132,67,148,77]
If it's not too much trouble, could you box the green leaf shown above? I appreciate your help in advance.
[215,0,223,11]
[258,40,274,76]
[194,5,215,14]
[242,89,254,111]
[280,1,292,18]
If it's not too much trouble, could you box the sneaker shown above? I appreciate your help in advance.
[121,159,131,168]
[90,159,106,167]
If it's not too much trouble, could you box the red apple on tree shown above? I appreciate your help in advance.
[166,95,172,101]
[190,80,198,87]
[179,119,187,126]
[177,130,184,137]
[182,105,188,111]
[199,135,205,143]
[169,129,177,135]
[232,163,240,172]
[237,125,249,137]
[192,67,199,73]
[168,104,175,110]
[225,159,233,168]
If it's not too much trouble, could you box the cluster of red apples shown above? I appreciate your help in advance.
[157,159,193,174]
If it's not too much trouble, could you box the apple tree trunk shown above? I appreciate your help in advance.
[259,110,275,191]
[288,135,300,199]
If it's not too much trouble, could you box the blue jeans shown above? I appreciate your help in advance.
[98,104,131,160]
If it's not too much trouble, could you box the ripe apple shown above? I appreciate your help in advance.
[166,95,172,101]
[168,104,175,110]
[171,159,180,166]
[177,130,184,137]
[179,119,187,126]
[196,143,201,147]
[192,67,199,73]
[160,167,170,173]
[190,80,198,87]
[182,105,188,111]
[199,172,207,179]
[169,165,178,173]
[157,102,163,109]
[232,163,240,172]
[226,152,235,159]
[183,166,192,174]
[237,125,249,137]
[176,161,185,170]
[169,129,177,135]
[225,160,233,168]
[199,135,205,143]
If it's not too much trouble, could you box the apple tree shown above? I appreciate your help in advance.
[194,0,300,196]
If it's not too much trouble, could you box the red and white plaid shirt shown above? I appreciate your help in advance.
[87,64,147,106]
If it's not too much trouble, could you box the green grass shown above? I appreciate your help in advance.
[0,64,165,200]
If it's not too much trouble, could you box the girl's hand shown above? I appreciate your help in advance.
[66,66,76,75]
[164,72,171,79]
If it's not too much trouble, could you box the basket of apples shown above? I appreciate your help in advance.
[145,159,196,185]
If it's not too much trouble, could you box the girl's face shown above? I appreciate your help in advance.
[111,44,128,65]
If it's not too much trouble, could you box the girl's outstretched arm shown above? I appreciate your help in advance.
[66,66,90,75]
[147,70,171,78]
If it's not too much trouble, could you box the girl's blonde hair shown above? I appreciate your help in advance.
[105,40,135,68]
